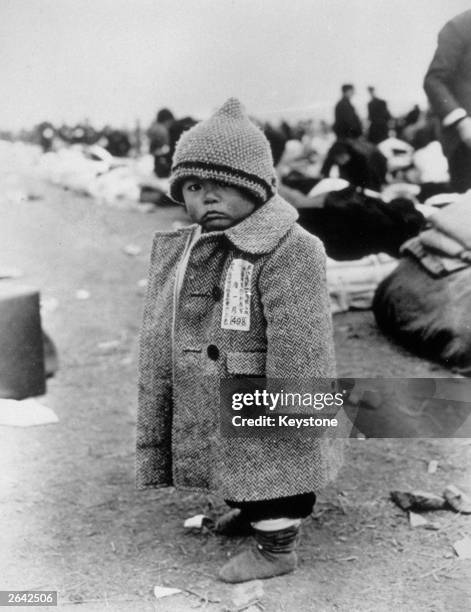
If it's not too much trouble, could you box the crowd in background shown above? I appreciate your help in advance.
[0,84,449,204]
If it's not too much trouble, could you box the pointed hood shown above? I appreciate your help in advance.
[169,98,277,205]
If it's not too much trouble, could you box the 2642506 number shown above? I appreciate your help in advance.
[0,591,57,606]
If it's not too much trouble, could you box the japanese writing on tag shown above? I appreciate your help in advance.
[221,259,253,331]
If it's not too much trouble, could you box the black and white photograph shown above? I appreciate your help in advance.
[1,1,471,610]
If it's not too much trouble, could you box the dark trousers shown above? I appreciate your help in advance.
[225,492,316,522]
[449,142,471,193]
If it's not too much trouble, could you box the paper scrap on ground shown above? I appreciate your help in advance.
[137,278,148,295]
[123,244,142,256]
[153,586,182,599]
[409,512,429,528]
[184,514,209,529]
[427,460,438,474]
[0,398,59,427]
[75,289,90,300]
[231,580,264,609]
[453,537,471,559]
[390,490,446,511]
[97,340,121,352]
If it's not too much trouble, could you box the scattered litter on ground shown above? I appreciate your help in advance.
[136,278,148,296]
[443,484,471,514]
[408,512,439,530]
[153,585,182,599]
[183,514,213,529]
[96,340,122,354]
[0,398,58,427]
[427,460,439,474]
[390,490,447,512]
[391,490,446,511]
[123,244,142,256]
[409,512,429,528]
[75,289,90,300]
[230,580,264,611]
[392,486,471,517]
[452,537,471,559]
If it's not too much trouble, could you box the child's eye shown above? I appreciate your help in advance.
[184,182,201,192]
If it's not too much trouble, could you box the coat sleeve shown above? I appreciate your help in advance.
[258,227,336,379]
[424,19,468,119]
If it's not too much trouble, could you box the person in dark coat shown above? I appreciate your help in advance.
[367,86,392,144]
[333,84,363,139]
[147,108,175,177]
[137,98,344,583]
[321,140,387,192]
[424,9,471,192]
[36,121,55,152]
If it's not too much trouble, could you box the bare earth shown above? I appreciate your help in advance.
[0,176,470,611]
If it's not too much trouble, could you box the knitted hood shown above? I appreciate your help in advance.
[169,98,277,205]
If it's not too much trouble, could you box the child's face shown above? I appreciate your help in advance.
[181,178,257,231]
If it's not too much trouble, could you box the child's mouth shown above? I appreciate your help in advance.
[203,212,227,221]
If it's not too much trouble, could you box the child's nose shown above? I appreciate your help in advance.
[203,184,220,203]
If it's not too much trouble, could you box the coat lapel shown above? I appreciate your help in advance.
[224,194,299,254]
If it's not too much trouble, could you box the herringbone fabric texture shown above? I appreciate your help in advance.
[169,97,277,205]
[137,196,343,500]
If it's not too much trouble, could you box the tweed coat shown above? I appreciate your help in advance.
[136,194,343,501]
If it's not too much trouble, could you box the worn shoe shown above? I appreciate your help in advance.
[218,524,299,583]
[214,509,252,536]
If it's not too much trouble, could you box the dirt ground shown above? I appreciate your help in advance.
[0,175,470,611]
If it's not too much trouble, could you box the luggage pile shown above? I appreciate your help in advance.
[373,193,471,373]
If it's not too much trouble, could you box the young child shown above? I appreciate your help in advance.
[137,98,342,583]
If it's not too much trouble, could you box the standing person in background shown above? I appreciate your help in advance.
[366,86,392,144]
[424,9,471,193]
[147,108,175,177]
[333,84,363,140]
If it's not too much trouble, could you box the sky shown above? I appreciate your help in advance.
[1,0,470,130]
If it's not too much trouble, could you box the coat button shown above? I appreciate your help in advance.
[212,286,222,301]
[207,344,220,360]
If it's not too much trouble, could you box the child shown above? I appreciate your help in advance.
[137,98,342,583]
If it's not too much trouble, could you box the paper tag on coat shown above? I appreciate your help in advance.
[221,259,253,331]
